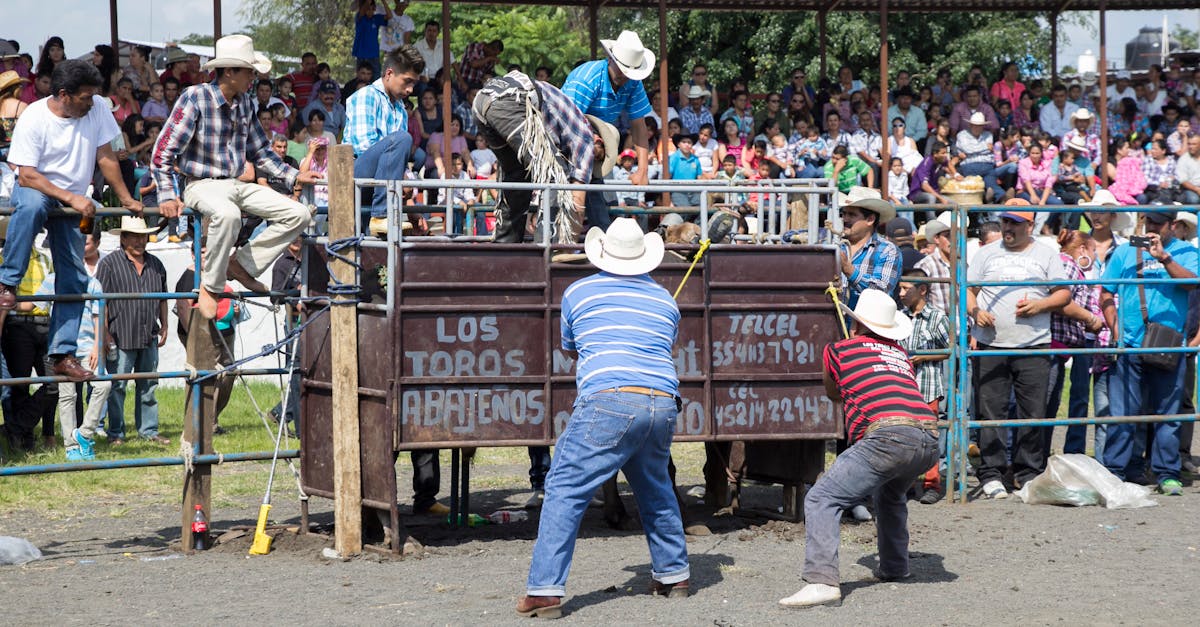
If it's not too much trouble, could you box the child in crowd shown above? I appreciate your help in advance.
[610,150,645,208]
[791,124,829,176]
[767,133,794,178]
[300,136,331,211]
[437,153,476,234]
[470,133,497,204]
[1052,148,1092,205]
[886,157,911,206]
[275,76,296,111]
[268,102,290,137]
[713,154,747,206]
[141,82,169,121]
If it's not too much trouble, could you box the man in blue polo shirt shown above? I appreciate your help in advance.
[516,218,689,619]
[563,30,655,187]
[1100,210,1199,496]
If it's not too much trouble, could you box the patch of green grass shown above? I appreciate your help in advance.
[0,380,293,513]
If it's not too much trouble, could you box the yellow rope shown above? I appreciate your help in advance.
[825,283,849,339]
[673,239,711,300]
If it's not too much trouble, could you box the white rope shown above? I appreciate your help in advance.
[180,438,194,475]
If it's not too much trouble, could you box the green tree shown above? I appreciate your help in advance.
[179,33,215,47]
[1173,24,1199,51]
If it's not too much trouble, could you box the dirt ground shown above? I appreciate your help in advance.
[2,445,1198,626]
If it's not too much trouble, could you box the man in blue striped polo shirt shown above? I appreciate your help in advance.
[517,218,690,619]
[563,30,655,187]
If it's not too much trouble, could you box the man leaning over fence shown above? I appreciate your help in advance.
[1099,210,1198,497]
[967,200,1070,500]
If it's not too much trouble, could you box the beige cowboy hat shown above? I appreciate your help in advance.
[1175,211,1198,240]
[108,216,159,236]
[1071,108,1094,121]
[163,46,190,65]
[967,111,987,126]
[840,288,913,341]
[584,217,665,276]
[1080,189,1133,233]
[0,70,29,95]
[837,186,896,224]
[685,84,710,100]
[1065,135,1088,153]
[601,31,655,81]
[202,35,272,74]
[586,114,620,178]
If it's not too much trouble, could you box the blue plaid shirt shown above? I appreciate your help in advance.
[843,232,901,308]
[562,60,652,124]
[344,78,408,157]
[151,81,297,202]
[536,81,596,183]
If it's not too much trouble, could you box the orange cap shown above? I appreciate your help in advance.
[1003,198,1031,206]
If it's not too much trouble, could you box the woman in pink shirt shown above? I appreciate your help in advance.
[990,62,1026,110]
[1017,144,1062,230]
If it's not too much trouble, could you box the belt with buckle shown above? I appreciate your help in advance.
[6,313,49,323]
[599,386,674,398]
[863,416,937,437]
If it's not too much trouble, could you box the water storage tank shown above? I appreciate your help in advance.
[1126,27,1180,71]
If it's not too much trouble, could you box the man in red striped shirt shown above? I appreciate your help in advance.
[779,288,939,609]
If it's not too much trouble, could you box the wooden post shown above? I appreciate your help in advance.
[818,11,828,81]
[588,0,599,58]
[1051,12,1059,86]
[658,0,671,183]
[213,0,222,40]
[1099,2,1109,186]
[878,0,889,195]
[329,143,362,556]
[441,0,453,229]
[181,313,224,551]
[109,0,119,55]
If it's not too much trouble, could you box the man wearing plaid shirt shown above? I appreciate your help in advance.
[915,219,952,313]
[152,35,318,320]
[457,40,503,93]
[898,268,950,504]
[1045,250,1104,457]
[838,187,902,309]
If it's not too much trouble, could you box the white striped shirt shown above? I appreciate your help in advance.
[561,272,679,399]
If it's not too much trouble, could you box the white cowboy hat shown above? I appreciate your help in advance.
[837,186,896,224]
[586,114,620,178]
[584,217,665,276]
[108,216,159,235]
[1080,189,1133,233]
[202,35,271,74]
[1065,135,1088,153]
[600,31,655,81]
[1071,108,1094,121]
[1175,210,1198,239]
[685,84,710,99]
[968,111,987,126]
[840,288,913,341]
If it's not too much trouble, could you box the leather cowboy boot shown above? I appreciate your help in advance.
[491,199,527,243]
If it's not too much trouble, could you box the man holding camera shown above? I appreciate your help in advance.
[1099,210,1198,496]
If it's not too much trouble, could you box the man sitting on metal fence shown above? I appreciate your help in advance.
[967,200,1070,500]
[1099,210,1198,496]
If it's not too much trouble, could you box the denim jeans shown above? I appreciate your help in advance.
[0,185,87,357]
[1103,353,1183,482]
[105,345,161,440]
[526,392,689,597]
[1043,349,1093,455]
[1093,368,1111,461]
[352,130,416,218]
[802,425,939,586]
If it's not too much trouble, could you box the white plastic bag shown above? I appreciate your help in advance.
[0,536,42,565]
[1014,454,1158,509]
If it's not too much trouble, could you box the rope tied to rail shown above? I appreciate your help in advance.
[324,235,364,302]
[825,282,849,340]
[672,239,711,300]
[191,304,332,384]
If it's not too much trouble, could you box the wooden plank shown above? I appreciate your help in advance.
[181,314,216,551]
[329,143,363,555]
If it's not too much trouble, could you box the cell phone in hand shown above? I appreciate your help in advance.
[1130,235,1153,248]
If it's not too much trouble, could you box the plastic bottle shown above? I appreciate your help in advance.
[191,505,209,550]
[446,513,488,527]
[488,510,528,524]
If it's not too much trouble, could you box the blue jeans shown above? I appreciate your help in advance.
[1093,368,1111,461]
[0,185,86,356]
[1103,353,1184,482]
[1064,348,1093,454]
[526,392,689,596]
[105,345,160,440]
[1181,190,1200,205]
[352,130,416,218]
[803,425,939,586]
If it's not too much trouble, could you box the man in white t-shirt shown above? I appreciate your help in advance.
[1,60,142,382]
[379,0,415,54]
[412,20,454,96]
[1106,70,1136,112]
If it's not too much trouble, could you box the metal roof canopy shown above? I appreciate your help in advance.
[442,0,1197,10]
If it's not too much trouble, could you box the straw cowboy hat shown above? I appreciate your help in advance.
[837,186,896,224]
[1071,108,1094,121]
[108,216,159,236]
[0,70,29,95]
[1175,210,1197,240]
[202,35,272,74]
[584,217,665,276]
[1065,135,1088,153]
[685,84,710,100]
[586,114,619,178]
[1080,189,1133,233]
[840,288,913,341]
[600,31,655,81]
